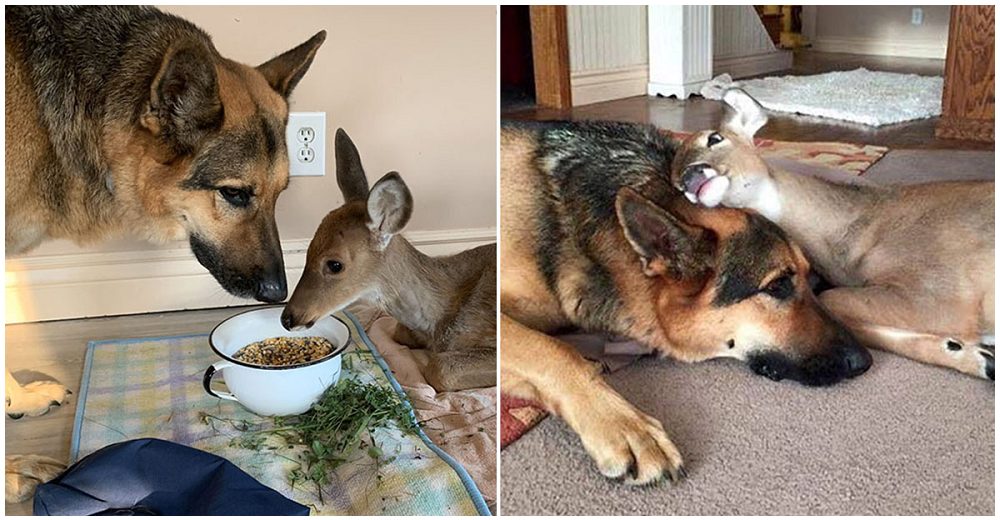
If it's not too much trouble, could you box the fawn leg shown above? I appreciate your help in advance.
[820,286,993,380]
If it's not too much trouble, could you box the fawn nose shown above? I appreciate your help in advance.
[280,309,314,331]
[280,311,295,331]
[681,163,710,192]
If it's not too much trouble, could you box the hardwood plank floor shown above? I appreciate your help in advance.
[4,305,264,514]
[504,51,990,151]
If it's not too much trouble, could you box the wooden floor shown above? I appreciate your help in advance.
[4,305,265,514]
[504,51,991,151]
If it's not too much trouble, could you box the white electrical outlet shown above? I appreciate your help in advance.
[286,112,325,176]
[911,8,923,25]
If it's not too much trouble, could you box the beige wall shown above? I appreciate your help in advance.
[18,5,497,257]
[808,6,950,59]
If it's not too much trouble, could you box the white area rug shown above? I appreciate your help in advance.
[701,68,943,127]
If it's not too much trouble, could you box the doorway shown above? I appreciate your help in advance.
[500,6,535,111]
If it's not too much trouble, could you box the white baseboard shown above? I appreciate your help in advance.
[647,79,708,99]
[5,228,496,323]
[714,50,793,79]
[811,37,946,60]
[571,65,649,106]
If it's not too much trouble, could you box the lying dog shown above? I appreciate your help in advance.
[500,120,871,485]
[281,130,496,391]
[6,5,324,501]
[673,88,994,380]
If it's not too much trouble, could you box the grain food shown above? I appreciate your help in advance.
[233,336,335,367]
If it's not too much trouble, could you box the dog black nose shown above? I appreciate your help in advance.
[256,279,287,303]
[841,344,873,377]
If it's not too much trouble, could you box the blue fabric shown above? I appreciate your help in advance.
[33,438,309,516]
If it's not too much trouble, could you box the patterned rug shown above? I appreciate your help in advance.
[73,311,490,516]
[499,137,889,450]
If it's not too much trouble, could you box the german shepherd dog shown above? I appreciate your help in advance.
[500,120,871,485]
[5,5,324,501]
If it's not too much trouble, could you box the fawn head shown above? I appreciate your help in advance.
[281,129,413,330]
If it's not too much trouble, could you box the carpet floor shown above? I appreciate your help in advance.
[499,149,995,515]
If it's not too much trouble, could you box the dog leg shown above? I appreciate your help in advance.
[501,313,685,485]
[820,287,993,380]
[6,370,71,419]
[5,454,66,503]
[426,348,497,391]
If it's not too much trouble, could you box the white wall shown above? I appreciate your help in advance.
[713,6,776,60]
[567,5,649,106]
[807,5,951,59]
[6,6,497,322]
[711,5,791,79]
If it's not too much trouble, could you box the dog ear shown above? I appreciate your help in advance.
[721,88,768,142]
[335,129,370,203]
[142,44,223,155]
[366,172,413,250]
[615,188,713,280]
[257,30,326,98]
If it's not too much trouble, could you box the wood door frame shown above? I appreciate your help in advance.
[935,5,995,142]
[529,5,572,109]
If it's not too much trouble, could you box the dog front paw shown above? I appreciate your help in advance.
[5,454,66,503]
[572,392,685,486]
[7,380,71,419]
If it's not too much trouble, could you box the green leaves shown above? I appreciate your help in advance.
[229,377,418,500]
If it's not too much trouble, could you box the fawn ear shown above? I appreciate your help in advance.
[142,43,223,156]
[335,129,370,203]
[615,188,714,280]
[256,30,326,98]
[721,88,768,142]
[367,172,413,250]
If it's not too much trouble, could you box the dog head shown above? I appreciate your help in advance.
[669,88,773,210]
[616,188,871,386]
[280,129,414,330]
[118,31,326,303]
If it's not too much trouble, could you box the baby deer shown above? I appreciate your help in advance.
[281,129,496,391]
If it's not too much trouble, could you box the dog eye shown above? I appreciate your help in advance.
[326,260,344,274]
[219,187,251,207]
[761,273,794,300]
[707,132,724,147]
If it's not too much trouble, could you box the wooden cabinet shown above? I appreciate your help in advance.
[936,6,995,142]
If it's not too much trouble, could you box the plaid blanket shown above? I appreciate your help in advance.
[71,311,489,516]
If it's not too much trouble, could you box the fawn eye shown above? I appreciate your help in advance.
[326,260,344,274]
[761,272,794,301]
[707,132,724,147]
[219,186,251,207]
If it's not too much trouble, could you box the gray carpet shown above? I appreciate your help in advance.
[864,149,995,184]
[499,150,995,515]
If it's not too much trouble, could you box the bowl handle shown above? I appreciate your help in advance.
[202,360,238,401]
